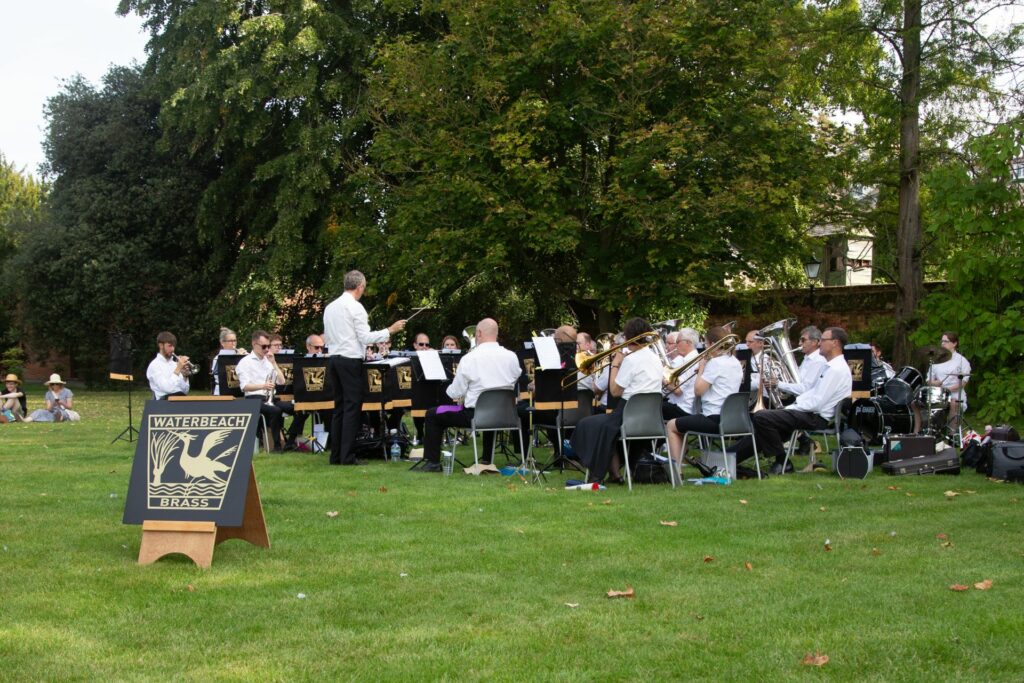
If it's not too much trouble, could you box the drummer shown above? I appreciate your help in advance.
[927,331,971,427]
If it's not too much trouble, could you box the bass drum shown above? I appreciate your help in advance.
[884,366,923,405]
[848,397,913,445]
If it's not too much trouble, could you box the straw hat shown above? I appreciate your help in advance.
[3,373,21,385]
[46,373,66,386]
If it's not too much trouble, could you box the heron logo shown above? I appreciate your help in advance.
[145,413,252,510]
[848,359,865,382]
[303,366,325,392]
[397,365,413,390]
[278,362,294,385]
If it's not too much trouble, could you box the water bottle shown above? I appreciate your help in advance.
[388,429,400,461]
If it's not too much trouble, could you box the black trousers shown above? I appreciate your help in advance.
[423,406,496,464]
[569,403,626,483]
[673,413,721,435]
[662,402,687,421]
[329,356,364,465]
[251,399,284,449]
[287,408,332,441]
[733,408,827,463]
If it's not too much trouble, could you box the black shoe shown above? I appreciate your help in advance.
[419,461,443,473]
[769,461,794,475]
[735,465,764,480]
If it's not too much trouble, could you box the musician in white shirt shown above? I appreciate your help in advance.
[733,327,853,475]
[236,329,287,451]
[419,318,522,472]
[146,331,190,400]
[926,331,971,426]
[663,327,700,419]
[323,270,406,465]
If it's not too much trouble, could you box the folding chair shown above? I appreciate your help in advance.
[463,388,526,469]
[619,392,669,490]
[781,397,852,474]
[534,389,594,474]
[684,392,760,480]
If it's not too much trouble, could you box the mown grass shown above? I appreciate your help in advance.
[2,387,1023,681]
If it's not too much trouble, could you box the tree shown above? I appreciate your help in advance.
[847,0,1023,364]
[7,66,226,380]
[0,154,46,353]
[914,118,1024,422]
[357,0,861,332]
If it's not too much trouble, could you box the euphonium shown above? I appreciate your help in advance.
[462,325,477,350]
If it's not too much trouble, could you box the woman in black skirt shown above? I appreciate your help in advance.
[570,318,664,483]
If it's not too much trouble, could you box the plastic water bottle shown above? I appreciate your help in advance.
[388,429,400,461]
[442,450,454,476]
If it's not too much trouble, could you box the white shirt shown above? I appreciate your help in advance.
[788,354,852,421]
[779,349,826,396]
[235,353,279,397]
[699,354,743,416]
[594,365,611,407]
[667,349,699,413]
[748,350,763,390]
[324,291,390,359]
[147,353,189,399]
[929,351,971,406]
[615,346,663,402]
[446,341,521,409]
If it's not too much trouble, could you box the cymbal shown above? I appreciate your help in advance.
[914,345,952,365]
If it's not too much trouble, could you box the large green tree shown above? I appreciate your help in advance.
[0,154,47,358]
[9,66,226,381]
[355,0,867,332]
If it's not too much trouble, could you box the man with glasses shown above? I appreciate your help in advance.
[410,333,431,443]
[286,334,329,446]
[413,333,431,350]
[765,325,826,455]
[663,328,699,420]
[236,330,287,451]
[732,327,852,475]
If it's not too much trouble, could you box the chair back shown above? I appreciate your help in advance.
[471,388,518,430]
[620,392,666,439]
[718,392,754,436]
[561,389,595,428]
[834,396,853,434]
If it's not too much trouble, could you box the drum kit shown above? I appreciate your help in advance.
[849,344,961,445]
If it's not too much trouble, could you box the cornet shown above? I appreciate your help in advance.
[172,354,200,378]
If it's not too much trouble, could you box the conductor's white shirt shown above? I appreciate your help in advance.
[324,291,390,360]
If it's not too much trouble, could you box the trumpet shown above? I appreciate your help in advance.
[663,334,739,396]
[264,371,276,404]
[172,354,200,378]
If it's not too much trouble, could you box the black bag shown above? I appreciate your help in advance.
[991,424,1020,442]
[990,442,1024,480]
[632,455,670,484]
[1006,467,1024,484]
[961,441,984,468]
[840,427,864,448]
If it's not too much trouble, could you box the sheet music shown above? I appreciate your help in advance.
[532,336,562,370]
[366,357,411,367]
[417,350,446,380]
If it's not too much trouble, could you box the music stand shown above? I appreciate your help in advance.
[110,332,139,444]
[292,354,333,453]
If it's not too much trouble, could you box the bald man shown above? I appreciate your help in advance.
[419,318,522,472]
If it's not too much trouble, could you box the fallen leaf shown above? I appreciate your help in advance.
[186,584,196,592]
[949,584,970,592]
[297,593,307,599]
[974,579,993,591]
[887,485,900,491]
[936,533,948,540]
[692,613,705,621]
[819,506,827,512]
[871,548,881,556]
[801,652,830,667]
[944,490,959,498]
[379,486,388,493]
[399,572,408,577]
[565,602,579,608]
[660,520,678,527]
[516,528,525,534]
[941,541,953,548]
[602,499,612,506]
[507,483,517,491]
[326,511,339,518]
[703,555,714,563]
[739,499,748,505]
[744,561,753,571]
[606,586,635,599]
[824,539,832,552]
[906,492,914,497]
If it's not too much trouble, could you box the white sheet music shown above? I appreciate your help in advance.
[366,357,411,367]
[532,336,562,370]
[417,349,446,380]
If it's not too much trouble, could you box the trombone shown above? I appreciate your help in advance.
[561,331,661,389]
[663,334,740,396]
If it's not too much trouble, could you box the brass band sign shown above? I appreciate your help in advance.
[123,399,260,525]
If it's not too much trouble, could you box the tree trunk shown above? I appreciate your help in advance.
[893,0,923,367]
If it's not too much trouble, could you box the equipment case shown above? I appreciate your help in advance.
[882,448,960,476]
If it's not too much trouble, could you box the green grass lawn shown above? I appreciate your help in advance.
[2,388,1023,681]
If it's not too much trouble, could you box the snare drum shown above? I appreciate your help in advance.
[916,385,949,407]
[849,397,913,445]
[884,366,923,405]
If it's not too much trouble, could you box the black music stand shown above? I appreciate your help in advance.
[110,332,139,444]
[292,354,333,453]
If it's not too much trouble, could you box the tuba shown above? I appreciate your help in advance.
[753,318,801,411]
[462,325,477,350]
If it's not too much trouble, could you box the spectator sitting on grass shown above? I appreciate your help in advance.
[27,373,80,422]
[1,373,27,422]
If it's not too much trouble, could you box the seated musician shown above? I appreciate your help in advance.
[287,334,329,447]
[570,318,663,484]
[235,329,287,452]
[268,333,297,449]
[770,325,826,455]
[665,326,743,467]
[924,331,971,429]
[441,335,460,350]
[410,333,432,444]
[517,325,578,455]
[869,341,895,388]
[211,327,246,396]
[745,330,765,403]
[663,328,700,420]
[732,327,852,475]
[147,331,190,400]
[419,318,522,472]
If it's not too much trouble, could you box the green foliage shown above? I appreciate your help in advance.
[0,154,47,348]
[7,66,228,382]
[0,345,26,377]
[914,120,1024,423]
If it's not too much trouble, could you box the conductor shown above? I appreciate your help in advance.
[323,270,406,465]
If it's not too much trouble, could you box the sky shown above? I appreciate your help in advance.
[0,0,148,177]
